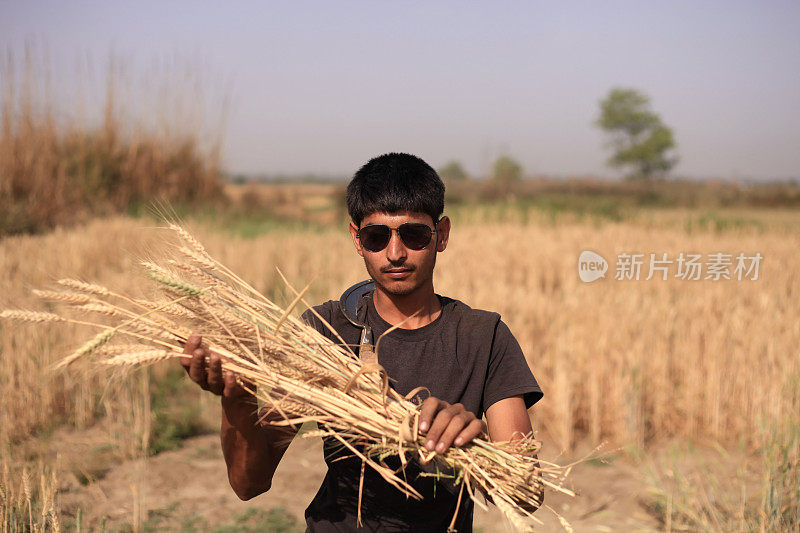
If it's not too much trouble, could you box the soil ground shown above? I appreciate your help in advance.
[46,427,667,532]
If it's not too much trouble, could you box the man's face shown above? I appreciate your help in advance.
[349,211,450,297]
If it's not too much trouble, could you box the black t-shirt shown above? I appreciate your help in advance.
[299,290,542,533]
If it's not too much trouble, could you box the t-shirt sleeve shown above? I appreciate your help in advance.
[300,300,334,340]
[482,318,543,413]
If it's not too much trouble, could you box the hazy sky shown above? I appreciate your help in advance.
[3,1,799,180]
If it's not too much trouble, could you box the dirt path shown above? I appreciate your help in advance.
[53,431,661,532]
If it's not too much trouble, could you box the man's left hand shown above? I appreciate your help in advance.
[418,397,487,460]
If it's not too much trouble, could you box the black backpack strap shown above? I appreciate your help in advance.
[338,280,376,362]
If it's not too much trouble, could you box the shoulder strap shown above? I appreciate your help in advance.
[355,291,377,364]
[338,280,376,363]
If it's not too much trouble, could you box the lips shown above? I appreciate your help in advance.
[384,268,413,278]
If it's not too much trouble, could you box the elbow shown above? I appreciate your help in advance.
[229,476,271,501]
[232,482,271,501]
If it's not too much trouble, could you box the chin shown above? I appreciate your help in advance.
[375,278,419,297]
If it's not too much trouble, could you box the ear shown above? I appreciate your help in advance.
[349,221,365,257]
[436,216,451,252]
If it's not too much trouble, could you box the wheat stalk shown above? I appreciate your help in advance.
[0,310,65,323]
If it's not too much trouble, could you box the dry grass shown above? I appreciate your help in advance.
[0,461,61,532]
[0,47,222,235]
[445,175,800,209]
[442,209,799,452]
[224,182,346,226]
[643,420,799,531]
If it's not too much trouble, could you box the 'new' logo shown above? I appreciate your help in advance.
[578,250,607,282]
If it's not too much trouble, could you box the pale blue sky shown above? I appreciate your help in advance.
[2,1,799,180]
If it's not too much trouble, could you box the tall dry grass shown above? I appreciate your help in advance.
[1,209,797,453]
[642,419,799,531]
[0,47,223,235]
[0,218,350,447]
[448,208,799,452]
[0,461,61,532]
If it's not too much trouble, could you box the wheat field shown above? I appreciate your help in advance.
[2,209,797,446]
[1,206,798,530]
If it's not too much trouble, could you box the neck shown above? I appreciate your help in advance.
[372,283,442,329]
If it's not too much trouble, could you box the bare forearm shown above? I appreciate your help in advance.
[179,335,298,500]
[484,397,542,513]
[220,398,296,500]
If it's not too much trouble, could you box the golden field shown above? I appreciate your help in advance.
[1,200,798,531]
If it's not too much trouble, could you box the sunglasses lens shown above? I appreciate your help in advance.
[359,225,392,252]
[399,223,433,250]
[358,223,434,252]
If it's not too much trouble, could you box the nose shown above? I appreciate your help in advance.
[385,229,407,263]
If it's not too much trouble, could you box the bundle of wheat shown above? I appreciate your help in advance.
[1,224,575,532]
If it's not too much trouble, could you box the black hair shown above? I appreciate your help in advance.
[346,152,445,227]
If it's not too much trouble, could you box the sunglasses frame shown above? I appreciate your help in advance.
[356,220,440,253]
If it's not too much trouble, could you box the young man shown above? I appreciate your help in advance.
[181,153,543,532]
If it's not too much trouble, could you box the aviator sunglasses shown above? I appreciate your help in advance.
[356,221,439,252]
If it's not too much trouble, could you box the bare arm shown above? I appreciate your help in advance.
[484,395,543,513]
[484,394,532,441]
[181,334,298,500]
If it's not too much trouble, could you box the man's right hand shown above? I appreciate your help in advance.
[180,334,294,501]
[180,333,251,401]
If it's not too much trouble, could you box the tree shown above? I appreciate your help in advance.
[596,87,678,181]
[491,155,523,186]
[438,160,469,183]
